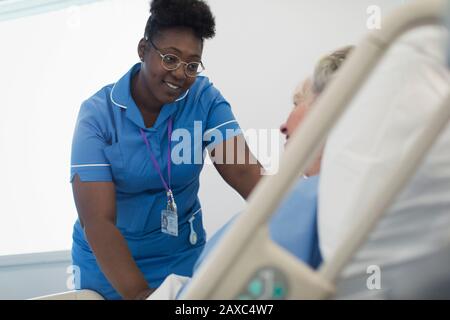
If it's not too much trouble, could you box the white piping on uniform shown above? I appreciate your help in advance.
[110,83,128,109]
[71,164,111,168]
[191,208,202,216]
[204,120,238,136]
[175,89,190,102]
[110,83,187,107]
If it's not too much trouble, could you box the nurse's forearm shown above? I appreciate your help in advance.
[215,161,263,199]
[233,162,263,199]
[212,135,264,199]
[84,220,154,299]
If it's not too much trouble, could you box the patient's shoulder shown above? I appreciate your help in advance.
[292,175,319,201]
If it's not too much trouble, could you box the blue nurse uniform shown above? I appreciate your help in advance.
[70,63,242,299]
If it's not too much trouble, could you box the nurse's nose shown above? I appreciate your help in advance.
[172,64,187,81]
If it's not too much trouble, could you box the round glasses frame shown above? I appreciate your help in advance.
[145,36,205,78]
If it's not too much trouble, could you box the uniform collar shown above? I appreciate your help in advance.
[110,62,189,130]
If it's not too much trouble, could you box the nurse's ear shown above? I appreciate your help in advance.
[138,38,147,62]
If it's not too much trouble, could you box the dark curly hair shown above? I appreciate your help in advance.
[144,0,216,44]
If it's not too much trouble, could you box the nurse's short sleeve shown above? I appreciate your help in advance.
[201,86,242,151]
[70,101,113,182]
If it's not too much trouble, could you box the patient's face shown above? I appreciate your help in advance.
[280,78,314,142]
[280,78,322,177]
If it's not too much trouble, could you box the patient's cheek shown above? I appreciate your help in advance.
[290,106,308,131]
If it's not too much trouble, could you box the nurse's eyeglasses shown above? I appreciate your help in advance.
[145,36,205,78]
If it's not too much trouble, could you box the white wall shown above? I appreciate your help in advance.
[0,0,403,258]
[0,0,150,256]
[0,251,72,299]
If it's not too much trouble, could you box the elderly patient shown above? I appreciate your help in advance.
[148,46,354,299]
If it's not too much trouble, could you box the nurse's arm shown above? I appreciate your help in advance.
[72,174,155,300]
[210,134,263,199]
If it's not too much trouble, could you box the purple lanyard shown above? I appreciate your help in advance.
[140,117,173,193]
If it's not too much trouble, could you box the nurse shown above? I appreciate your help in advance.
[70,0,262,300]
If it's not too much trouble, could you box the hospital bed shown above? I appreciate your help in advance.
[34,0,450,300]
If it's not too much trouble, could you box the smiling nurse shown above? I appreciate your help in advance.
[70,0,262,300]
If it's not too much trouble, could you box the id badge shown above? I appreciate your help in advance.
[161,209,178,237]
